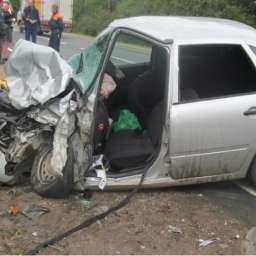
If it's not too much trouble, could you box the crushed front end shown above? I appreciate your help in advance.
[0,32,110,196]
[0,39,81,191]
[0,99,53,183]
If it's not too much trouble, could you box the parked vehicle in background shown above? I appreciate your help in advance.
[18,0,73,34]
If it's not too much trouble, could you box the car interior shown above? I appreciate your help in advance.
[93,34,168,174]
[179,44,256,102]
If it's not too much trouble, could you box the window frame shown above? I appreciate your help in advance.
[173,40,256,105]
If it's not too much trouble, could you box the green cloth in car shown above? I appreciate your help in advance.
[112,109,142,133]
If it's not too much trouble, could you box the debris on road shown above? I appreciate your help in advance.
[235,234,240,239]
[78,193,92,208]
[168,225,182,234]
[32,232,38,237]
[199,238,220,247]
[8,206,18,216]
[22,204,50,220]
[89,155,109,190]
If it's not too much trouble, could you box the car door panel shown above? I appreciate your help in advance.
[170,94,256,179]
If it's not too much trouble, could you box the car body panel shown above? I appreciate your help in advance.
[110,16,256,43]
[170,95,256,179]
[168,39,256,180]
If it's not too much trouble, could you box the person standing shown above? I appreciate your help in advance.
[0,0,7,63]
[1,1,14,62]
[23,0,40,43]
[48,4,63,52]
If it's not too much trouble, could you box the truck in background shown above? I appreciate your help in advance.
[18,0,73,34]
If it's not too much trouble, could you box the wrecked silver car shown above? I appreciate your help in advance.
[1,16,256,198]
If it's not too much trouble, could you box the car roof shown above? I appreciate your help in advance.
[109,16,256,43]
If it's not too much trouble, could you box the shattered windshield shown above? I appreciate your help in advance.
[68,30,111,94]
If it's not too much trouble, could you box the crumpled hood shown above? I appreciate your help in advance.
[5,39,73,110]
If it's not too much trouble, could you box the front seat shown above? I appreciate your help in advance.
[128,46,166,126]
[104,102,164,171]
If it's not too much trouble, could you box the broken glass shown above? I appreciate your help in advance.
[68,31,111,94]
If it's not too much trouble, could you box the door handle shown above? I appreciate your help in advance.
[244,107,256,116]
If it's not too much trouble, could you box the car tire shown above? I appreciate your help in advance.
[31,144,74,198]
[248,157,256,186]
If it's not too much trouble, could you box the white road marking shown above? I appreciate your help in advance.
[235,181,256,197]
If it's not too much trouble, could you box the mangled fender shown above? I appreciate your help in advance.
[50,109,76,177]
[48,94,95,180]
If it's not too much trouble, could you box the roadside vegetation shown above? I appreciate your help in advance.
[9,0,256,36]
[72,0,256,36]
[10,0,19,13]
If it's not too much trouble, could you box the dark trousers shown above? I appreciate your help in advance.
[25,26,37,43]
[49,31,61,52]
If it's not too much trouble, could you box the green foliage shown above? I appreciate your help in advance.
[73,0,114,35]
[73,0,256,36]
[9,0,20,13]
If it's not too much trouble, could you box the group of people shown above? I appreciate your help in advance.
[23,0,64,52]
[0,0,64,62]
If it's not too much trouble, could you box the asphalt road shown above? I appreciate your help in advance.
[3,30,256,229]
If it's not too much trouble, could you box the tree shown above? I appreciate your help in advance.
[107,0,118,12]
[72,0,256,36]
[9,0,20,13]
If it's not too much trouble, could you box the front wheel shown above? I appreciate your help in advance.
[31,144,74,198]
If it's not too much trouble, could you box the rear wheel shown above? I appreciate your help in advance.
[248,158,256,186]
[31,144,74,198]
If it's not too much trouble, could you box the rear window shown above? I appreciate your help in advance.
[179,44,256,102]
